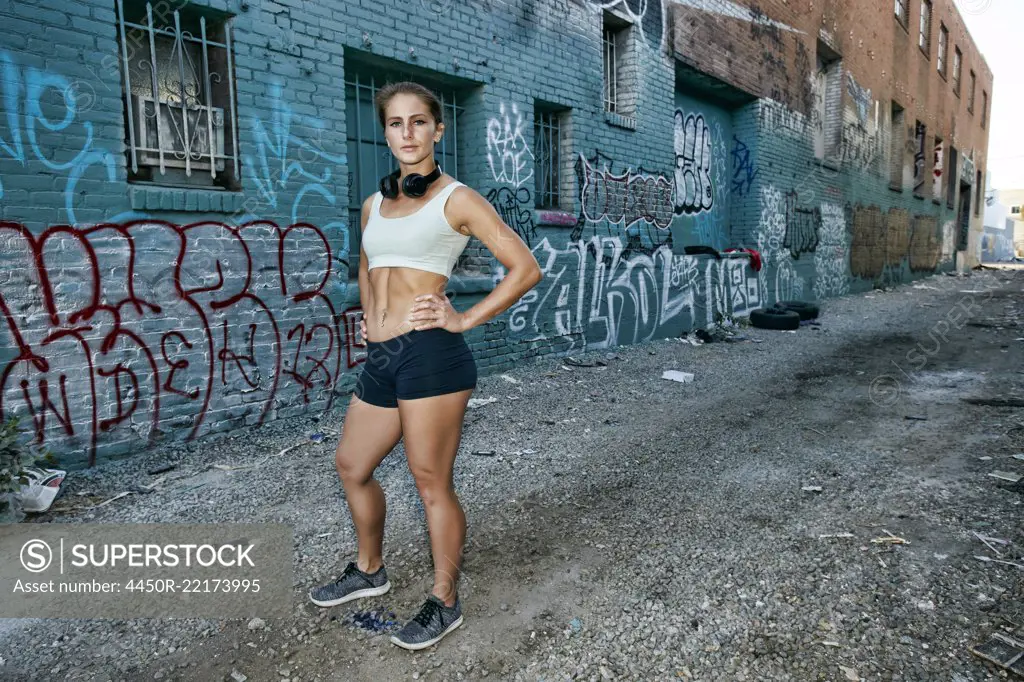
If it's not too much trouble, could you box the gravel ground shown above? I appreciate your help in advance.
[2,267,1022,682]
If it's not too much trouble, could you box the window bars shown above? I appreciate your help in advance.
[117,0,239,182]
[603,28,618,113]
[894,0,908,25]
[534,110,561,209]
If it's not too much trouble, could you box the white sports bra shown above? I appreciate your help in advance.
[362,181,470,278]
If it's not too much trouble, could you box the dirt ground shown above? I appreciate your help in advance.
[3,266,1023,682]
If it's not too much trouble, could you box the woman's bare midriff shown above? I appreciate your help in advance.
[363,266,449,342]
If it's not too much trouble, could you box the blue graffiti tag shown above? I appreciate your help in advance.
[0,50,117,225]
[729,135,759,197]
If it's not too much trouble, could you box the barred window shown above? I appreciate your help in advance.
[894,0,908,26]
[116,0,239,188]
[534,109,563,209]
[602,26,618,113]
[952,47,962,96]
[918,1,931,55]
[968,71,976,114]
[937,24,948,77]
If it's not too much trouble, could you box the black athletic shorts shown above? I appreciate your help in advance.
[355,328,477,408]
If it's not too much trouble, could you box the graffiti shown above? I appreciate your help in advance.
[706,257,761,326]
[341,306,367,369]
[845,73,872,127]
[575,152,674,232]
[784,190,820,259]
[486,102,534,188]
[913,121,926,194]
[758,100,811,136]
[932,138,944,202]
[243,83,348,229]
[813,202,849,298]
[590,0,665,50]
[0,50,117,226]
[0,220,342,465]
[730,135,759,196]
[486,186,537,247]
[536,210,577,227]
[505,236,759,348]
[758,185,805,302]
[673,111,714,214]
[839,123,883,172]
[909,215,940,272]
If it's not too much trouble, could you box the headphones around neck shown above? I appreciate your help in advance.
[379,161,443,199]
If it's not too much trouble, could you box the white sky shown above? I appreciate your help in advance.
[956,0,1024,189]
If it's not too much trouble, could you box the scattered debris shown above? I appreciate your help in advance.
[230,670,248,682]
[563,357,607,368]
[14,467,67,513]
[839,665,861,681]
[72,490,133,512]
[988,471,1023,483]
[803,426,827,436]
[820,640,841,647]
[538,419,556,425]
[974,555,1024,570]
[661,370,694,383]
[970,632,1024,676]
[247,618,265,631]
[870,530,909,545]
[973,531,1009,558]
[471,450,497,457]
[309,433,326,443]
[146,463,176,475]
[904,415,928,421]
[1015,454,1024,461]
[569,618,583,634]
[819,533,855,539]
[348,610,400,633]
[500,374,520,384]
[316,532,333,538]
[964,397,1024,408]
[801,486,823,493]
[467,397,498,409]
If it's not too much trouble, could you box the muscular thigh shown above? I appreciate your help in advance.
[336,396,403,481]
[398,389,473,484]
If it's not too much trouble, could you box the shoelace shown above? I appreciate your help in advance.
[412,599,444,628]
[338,563,365,584]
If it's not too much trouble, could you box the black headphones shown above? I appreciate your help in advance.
[379,160,443,199]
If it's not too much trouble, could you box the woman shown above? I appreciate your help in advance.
[309,81,542,651]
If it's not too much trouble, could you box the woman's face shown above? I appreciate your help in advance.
[383,93,444,166]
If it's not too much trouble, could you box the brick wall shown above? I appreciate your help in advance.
[0,0,993,467]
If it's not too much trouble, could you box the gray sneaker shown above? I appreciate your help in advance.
[309,562,391,607]
[390,595,463,650]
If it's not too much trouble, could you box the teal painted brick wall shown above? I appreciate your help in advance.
[0,0,977,467]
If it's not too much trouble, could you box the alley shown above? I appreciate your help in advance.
[4,268,1023,682]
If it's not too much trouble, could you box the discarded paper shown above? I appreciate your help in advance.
[661,370,694,383]
[467,397,498,409]
[988,470,1023,483]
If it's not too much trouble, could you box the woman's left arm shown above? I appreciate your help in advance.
[409,186,542,333]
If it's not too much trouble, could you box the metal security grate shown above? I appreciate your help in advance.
[603,27,618,113]
[116,0,239,186]
[534,110,561,209]
[344,71,463,275]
